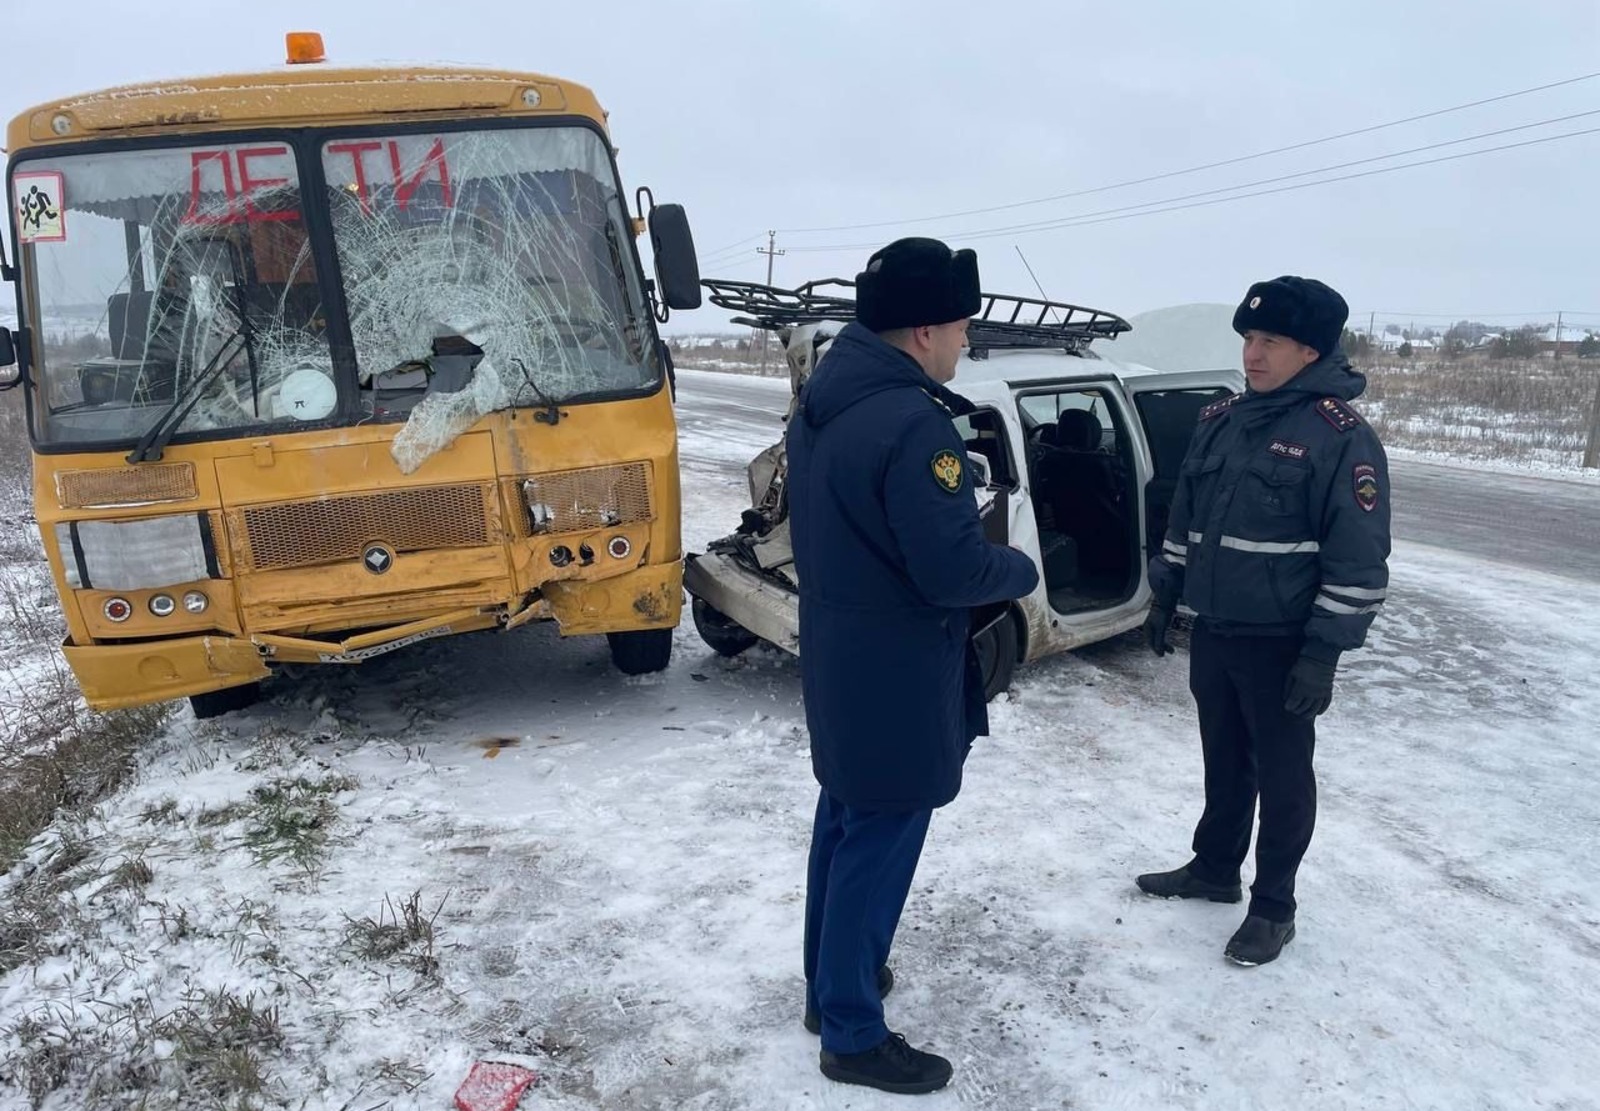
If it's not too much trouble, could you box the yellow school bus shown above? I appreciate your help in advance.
[0,33,702,716]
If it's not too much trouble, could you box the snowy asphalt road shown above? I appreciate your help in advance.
[1387,461,1600,583]
[673,369,1600,583]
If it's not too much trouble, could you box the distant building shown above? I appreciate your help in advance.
[1539,325,1591,357]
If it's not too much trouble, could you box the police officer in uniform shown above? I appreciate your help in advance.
[1138,276,1390,966]
[787,238,1038,1092]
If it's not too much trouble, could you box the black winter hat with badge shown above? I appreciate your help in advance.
[855,237,982,332]
[1232,275,1349,358]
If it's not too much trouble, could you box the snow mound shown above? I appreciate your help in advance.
[1097,302,1241,372]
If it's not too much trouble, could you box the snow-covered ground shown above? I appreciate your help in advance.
[2,371,1598,1110]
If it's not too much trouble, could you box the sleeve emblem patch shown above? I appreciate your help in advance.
[1353,463,1380,512]
[931,449,964,493]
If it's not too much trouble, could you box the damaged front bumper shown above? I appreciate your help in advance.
[64,560,684,710]
[683,550,799,655]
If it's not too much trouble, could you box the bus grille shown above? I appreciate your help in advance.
[519,462,653,535]
[236,484,493,572]
[57,463,197,509]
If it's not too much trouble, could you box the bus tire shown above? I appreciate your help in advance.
[691,597,759,658]
[607,628,674,675]
[188,681,262,720]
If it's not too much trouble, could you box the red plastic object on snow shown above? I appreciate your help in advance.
[454,1061,539,1111]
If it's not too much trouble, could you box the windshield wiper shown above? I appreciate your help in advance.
[510,357,563,425]
[226,251,263,418]
[603,217,649,364]
[126,328,246,463]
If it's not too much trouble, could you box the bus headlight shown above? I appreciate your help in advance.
[183,591,209,614]
[54,515,215,591]
[148,594,176,617]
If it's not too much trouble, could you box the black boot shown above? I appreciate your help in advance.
[820,1032,952,1095]
[803,965,893,1035]
[1224,915,1296,966]
[1135,864,1242,903]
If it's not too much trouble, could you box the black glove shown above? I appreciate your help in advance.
[1143,605,1175,657]
[1283,656,1337,718]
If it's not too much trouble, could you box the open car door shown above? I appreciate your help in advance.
[1121,368,1244,565]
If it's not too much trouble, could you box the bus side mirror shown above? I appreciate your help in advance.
[648,204,702,312]
[0,330,18,389]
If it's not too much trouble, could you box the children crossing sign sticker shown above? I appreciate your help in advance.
[14,171,66,243]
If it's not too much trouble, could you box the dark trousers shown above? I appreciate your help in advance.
[803,789,931,1054]
[1187,624,1317,922]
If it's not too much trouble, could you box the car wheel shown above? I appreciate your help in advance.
[607,628,674,675]
[973,609,1020,702]
[691,597,760,658]
[188,681,262,720]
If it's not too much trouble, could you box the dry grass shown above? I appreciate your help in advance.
[0,388,31,499]
[0,564,61,648]
[1361,357,1599,465]
[1,986,287,1110]
[238,773,359,871]
[342,888,447,978]
[0,660,171,876]
[670,334,788,377]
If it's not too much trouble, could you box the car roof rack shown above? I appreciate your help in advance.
[701,277,1131,355]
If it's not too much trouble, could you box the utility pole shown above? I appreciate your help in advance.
[755,231,785,375]
[1554,311,1564,361]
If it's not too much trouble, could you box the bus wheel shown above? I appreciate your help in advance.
[607,628,674,675]
[973,610,1020,703]
[691,598,759,658]
[189,681,262,720]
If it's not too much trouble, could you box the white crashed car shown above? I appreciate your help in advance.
[683,279,1242,699]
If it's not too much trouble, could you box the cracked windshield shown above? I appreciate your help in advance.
[322,127,659,419]
[19,141,329,447]
[18,126,656,450]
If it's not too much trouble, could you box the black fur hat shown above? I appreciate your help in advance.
[1232,276,1349,357]
[856,238,981,332]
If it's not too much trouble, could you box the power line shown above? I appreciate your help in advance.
[701,232,766,256]
[698,242,763,267]
[784,124,1600,253]
[694,239,772,272]
[802,108,1600,249]
[776,70,1600,235]
[973,108,1600,237]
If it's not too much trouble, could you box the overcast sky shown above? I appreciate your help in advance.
[5,0,1597,335]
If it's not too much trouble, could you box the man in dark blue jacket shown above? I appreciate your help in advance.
[787,238,1038,1094]
[1138,276,1390,966]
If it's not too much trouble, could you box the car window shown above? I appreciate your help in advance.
[1018,389,1115,449]
[951,407,1018,487]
